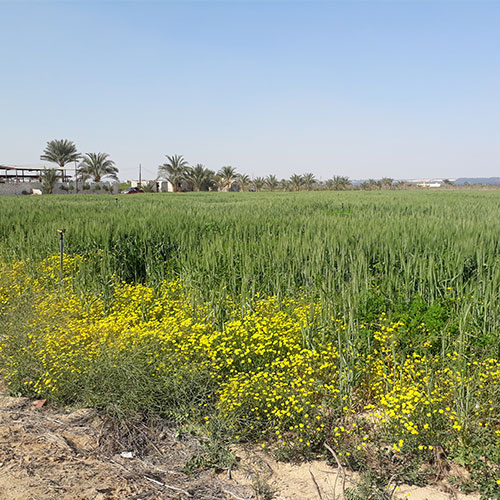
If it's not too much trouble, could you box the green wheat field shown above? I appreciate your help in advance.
[1,190,500,497]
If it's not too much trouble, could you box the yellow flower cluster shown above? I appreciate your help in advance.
[0,256,340,448]
[363,316,500,455]
[1,255,500,472]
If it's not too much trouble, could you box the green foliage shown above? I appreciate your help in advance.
[158,154,189,192]
[40,139,81,168]
[78,152,118,182]
[185,164,214,192]
[218,166,238,191]
[40,168,60,194]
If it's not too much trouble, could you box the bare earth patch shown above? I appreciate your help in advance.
[0,392,480,500]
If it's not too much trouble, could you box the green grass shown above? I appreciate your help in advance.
[1,190,500,342]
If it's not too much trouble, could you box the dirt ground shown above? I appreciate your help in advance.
[0,390,480,500]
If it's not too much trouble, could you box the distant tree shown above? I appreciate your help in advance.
[265,174,278,191]
[158,154,189,193]
[41,139,81,174]
[218,166,238,191]
[289,174,304,191]
[279,178,290,191]
[325,178,335,190]
[380,177,394,189]
[302,173,317,191]
[360,179,379,190]
[142,181,157,193]
[77,153,118,183]
[214,175,226,191]
[394,180,410,189]
[443,179,454,186]
[40,168,60,194]
[237,174,251,192]
[185,164,214,191]
[326,175,351,191]
[252,176,265,192]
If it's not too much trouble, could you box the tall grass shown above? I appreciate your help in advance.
[2,190,499,343]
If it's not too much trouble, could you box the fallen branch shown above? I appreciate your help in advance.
[144,475,192,497]
[221,488,251,500]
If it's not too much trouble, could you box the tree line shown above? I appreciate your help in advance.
[37,139,424,194]
[157,155,410,192]
[159,155,354,192]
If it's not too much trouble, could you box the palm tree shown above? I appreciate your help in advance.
[279,178,290,191]
[158,155,189,193]
[218,166,238,192]
[380,177,394,189]
[326,175,351,191]
[77,153,118,183]
[185,164,214,191]
[325,178,335,190]
[40,168,60,194]
[214,175,226,192]
[360,179,379,190]
[252,177,265,192]
[265,174,278,191]
[394,180,410,189]
[142,181,157,193]
[237,174,251,192]
[40,139,81,177]
[289,174,304,192]
[303,172,316,191]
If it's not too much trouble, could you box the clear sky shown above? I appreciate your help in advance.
[1,0,499,181]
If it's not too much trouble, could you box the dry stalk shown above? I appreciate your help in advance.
[309,467,324,500]
[324,442,346,499]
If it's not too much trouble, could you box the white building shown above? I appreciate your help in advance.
[416,181,442,188]
[129,180,174,192]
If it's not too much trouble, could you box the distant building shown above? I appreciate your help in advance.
[416,181,442,188]
[407,178,456,188]
[0,165,118,195]
[129,179,174,192]
[0,165,73,183]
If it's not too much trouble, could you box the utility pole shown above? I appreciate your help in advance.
[139,163,142,186]
[74,160,78,193]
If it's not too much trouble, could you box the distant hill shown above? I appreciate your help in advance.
[454,177,500,185]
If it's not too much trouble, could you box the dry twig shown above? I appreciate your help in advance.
[309,467,324,500]
[221,488,251,500]
[144,475,192,497]
[324,442,346,499]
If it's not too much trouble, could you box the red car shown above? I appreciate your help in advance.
[121,187,145,194]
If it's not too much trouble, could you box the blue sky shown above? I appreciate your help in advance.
[1,0,499,181]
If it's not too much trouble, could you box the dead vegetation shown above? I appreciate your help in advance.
[0,392,251,500]
[0,390,481,500]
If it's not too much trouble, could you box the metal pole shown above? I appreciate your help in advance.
[58,229,66,280]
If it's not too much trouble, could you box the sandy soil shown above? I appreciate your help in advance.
[228,448,480,500]
[0,391,480,500]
